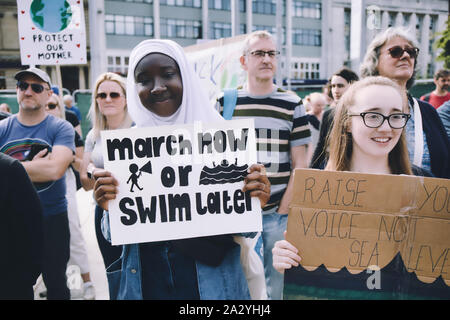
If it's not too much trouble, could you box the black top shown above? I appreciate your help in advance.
[65,109,79,128]
[0,153,44,299]
[310,108,334,169]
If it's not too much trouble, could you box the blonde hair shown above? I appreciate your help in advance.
[48,93,66,120]
[325,76,412,175]
[88,72,133,139]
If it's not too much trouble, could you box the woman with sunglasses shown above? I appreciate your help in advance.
[360,27,449,179]
[47,96,82,137]
[45,94,96,299]
[272,76,433,299]
[80,73,133,273]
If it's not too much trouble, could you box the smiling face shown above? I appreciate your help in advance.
[377,36,415,86]
[96,80,127,118]
[134,53,183,117]
[348,84,404,161]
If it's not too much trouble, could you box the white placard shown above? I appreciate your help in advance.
[185,35,247,102]
[17,0,87,66]
[101,119,262,246]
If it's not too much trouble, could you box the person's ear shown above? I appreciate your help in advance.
[240,55,247,71]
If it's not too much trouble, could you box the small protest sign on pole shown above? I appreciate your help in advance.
[16,0,87,94]
[17,0,87,66]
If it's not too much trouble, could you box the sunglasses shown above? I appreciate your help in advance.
[17,80,49,94]
[96,92,122,99]
[387,46,419,59]
[47,103,59,110]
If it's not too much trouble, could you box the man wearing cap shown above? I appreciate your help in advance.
[0,67,75,300]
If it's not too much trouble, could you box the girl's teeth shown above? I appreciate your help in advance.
[373,138,389,142]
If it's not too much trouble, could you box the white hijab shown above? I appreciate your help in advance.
[126,39,223,127]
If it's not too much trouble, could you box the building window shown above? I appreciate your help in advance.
[161,18,202,39]
[252,0,277,15]
[388,12,396,27]
[291,59,320,79]
[161,0,201,7]
[416,14,423,43]
[106,15,153,36]
[240,0,246,12]
[252,25,285,44]
[292,1,321,19]
[210,22,231,39]
[344,8,351,63]
[107,55,129,75]
[292,29,321,46]
[209,0,231,10]
[240,23,246,35]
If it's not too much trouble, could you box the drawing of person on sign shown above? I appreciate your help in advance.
[127,164,142,192]
[127,161,152,192]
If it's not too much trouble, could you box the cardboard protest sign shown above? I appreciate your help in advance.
[101,119,262,246]
[185,35,247,102]
[17,0,87,65]
[284,169,450,299]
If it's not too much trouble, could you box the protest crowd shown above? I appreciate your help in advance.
[0,10,449,302]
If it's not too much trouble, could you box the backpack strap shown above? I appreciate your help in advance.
[222,88,238,120]
[423,93,431,102]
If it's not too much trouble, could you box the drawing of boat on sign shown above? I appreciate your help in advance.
[199,159,248,185]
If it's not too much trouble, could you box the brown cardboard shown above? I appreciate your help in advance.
[286,169,450,286]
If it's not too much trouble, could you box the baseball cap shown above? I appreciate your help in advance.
[14,67,52,87]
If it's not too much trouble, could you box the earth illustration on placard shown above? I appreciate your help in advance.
[30,0,72,33]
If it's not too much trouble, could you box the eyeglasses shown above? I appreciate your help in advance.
[96,92,122,99]
[47,103,58,110]
[387,46,419,59]
[17,80,49,94]
[248,50,280,58]
[349,112,411,129]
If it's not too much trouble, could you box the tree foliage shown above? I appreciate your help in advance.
[434,17,450,69]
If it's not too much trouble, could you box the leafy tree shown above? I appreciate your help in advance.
[434,17,450,69]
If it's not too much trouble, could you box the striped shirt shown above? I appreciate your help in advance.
[216,86,311,213]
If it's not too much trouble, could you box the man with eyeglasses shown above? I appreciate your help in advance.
[216,31,311,300]
[0,67,75,299]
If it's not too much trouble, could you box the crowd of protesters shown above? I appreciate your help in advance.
[0,26,448,300]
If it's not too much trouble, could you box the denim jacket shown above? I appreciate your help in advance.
[102,210,251,300]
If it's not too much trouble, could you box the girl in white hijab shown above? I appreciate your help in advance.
[93,39,270,300]
[127,39,223,127]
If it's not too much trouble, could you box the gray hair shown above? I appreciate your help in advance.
[360,27,419,89]
[63,94,73,102]
[242,30,276,56]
